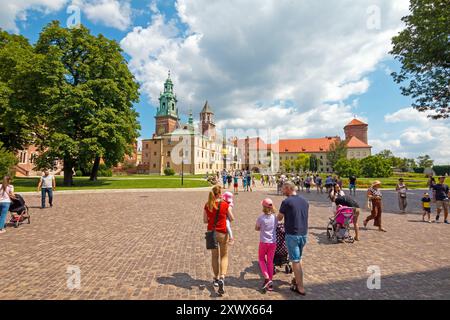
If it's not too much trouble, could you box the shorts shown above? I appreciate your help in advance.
[285,234,308,263]
[349,184,356,190]
[423,207,431,213]
[436,200,449,210]
[233,183,238,188]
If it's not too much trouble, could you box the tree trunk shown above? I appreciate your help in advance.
[63,157,74,187]
[90,156,101,181]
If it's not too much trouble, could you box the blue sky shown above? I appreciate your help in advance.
[1,0,448,163]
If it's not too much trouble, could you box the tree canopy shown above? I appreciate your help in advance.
[391,0,450,119]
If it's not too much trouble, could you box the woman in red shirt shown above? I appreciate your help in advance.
[203,185,234,295]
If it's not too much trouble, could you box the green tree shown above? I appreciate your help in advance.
[360,156,393,178]
[34,22,140,185]
[294,154,310,172]
[327,140,347,170]
[282,159,293,173]
[391,0,450,119]
[334,158,362,177]
[0,30,49,151]
[0,141,18,177]
[417,155,434,168]
[309,155,320,172]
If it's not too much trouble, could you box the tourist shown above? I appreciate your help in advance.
[203,185,234,295]
[247,173,252,192]
[421,192,432,223]
[336,176,343,189]
[325,175,334,194]
[363,181,386,232]
[277,181,309,296]
[329,184,345,203]
[222,171,227,188]
[349,175,357,196]
[227,174,232,189]
[242,172,247,191]
[233,174,239,195]
[335,194,360,241]
[255,198,277,292]
[222,192,235,245]
[396,178,408,213]
[315,175,323,193]
[432,176,449,224]
[260,175,265,187]
[304,175,311,193]
[0,176,15,234]
[428,176,436,192]
[252,174,256,189]
[37,169,56,209]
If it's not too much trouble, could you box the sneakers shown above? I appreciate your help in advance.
[262,279,273,292]
[218,279,225,295]
[435,215,440,222]
[213,279,219,287]
[445,220,449,224]
[0,229,6,234]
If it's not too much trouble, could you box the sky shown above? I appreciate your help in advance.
[1,0,448,164]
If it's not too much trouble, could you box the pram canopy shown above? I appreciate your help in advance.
[335,206,354,226]
[9,194,26,213]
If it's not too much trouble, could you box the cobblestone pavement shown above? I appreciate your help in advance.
[0,186,449,300]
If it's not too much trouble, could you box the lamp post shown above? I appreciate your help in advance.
[181,156,185,186]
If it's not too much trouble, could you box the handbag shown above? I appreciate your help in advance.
[205,201,222,250]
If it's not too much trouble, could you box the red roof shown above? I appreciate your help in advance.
[345,118,367,127]
[272,137,341,153]
[346,136,371,148]
[237,137,268,150]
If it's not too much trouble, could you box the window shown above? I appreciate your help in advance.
[154,141,157,145]
[153,164,156,168]
[167,162,170,168]
[154,152,157,156]
[167,151,171,157]
[145,144,149,149]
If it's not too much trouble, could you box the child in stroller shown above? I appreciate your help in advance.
[273,222,293,274]
[9,194,30,228]
[327,205,354,243]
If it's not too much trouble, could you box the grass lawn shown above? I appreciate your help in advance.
[13,176,209,192]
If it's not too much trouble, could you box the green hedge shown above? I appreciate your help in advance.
[433,165,450,176]
[164,168,175,176]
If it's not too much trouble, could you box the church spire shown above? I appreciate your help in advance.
[188,109,194,126]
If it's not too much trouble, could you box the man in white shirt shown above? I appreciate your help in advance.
[37,169,56,209]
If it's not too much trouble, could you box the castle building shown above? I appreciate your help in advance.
[140,73,241,175]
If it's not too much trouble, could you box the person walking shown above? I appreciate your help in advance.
[349,175,357,196]
[204,185,234,295]
[37,169,56,209]
[363,181,386,232]
[255,198,277,292]
[277,181,309,296]
[0,176,15,234]
[396,178,408,213]
[432,176,449,224]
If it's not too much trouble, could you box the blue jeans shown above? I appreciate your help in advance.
[0,202,10,230]
[285,234,308,263]
[41,188,53,208]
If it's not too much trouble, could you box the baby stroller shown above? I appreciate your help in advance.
[273,222,293,274]
[327,205,354,243]
[9,194,30,228]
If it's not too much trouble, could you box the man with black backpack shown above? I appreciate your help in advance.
[335,194,360,241]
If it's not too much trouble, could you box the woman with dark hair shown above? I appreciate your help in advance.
[0,176,15,234]
[203,185,234,295]
[364,181,386,232]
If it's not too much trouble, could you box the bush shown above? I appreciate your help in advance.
[360,156,392,178]
[98,169,113,177]
[164,167,175,176]
[433,165,450,176]
[0,142,18,177]
[75,170,83,177]
[413,167,425,174]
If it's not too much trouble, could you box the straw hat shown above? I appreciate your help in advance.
[371,180,382,187]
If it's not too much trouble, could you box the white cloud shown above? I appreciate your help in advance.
[0,0,68,33]
[379,108,450,164]
[72,0,132,31]
[121,0,409,141]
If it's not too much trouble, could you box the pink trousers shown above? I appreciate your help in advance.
[258,242,276,280]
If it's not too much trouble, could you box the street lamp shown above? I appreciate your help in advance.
[181,156,185,186]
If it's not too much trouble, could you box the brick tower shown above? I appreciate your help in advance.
[155,71,179,136]
[344,118,368,144]
[200,101,216,139]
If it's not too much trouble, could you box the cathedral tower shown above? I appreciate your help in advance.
[155,71,179,136]
[200,101,216,139]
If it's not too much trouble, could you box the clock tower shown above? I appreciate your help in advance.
[155,71,179,136]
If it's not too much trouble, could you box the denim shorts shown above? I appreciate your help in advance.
[285,234,308,263]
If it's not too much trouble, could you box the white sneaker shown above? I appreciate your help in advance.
[0,229,6,234]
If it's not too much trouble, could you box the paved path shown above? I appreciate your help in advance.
[0,188,449,300]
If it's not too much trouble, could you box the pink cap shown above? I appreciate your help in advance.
[261,198,273,208]
[222,192,234,206]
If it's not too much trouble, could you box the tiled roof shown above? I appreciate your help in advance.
[346,136,371,148]
[345,118,367,127]
[272,137,341,153]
